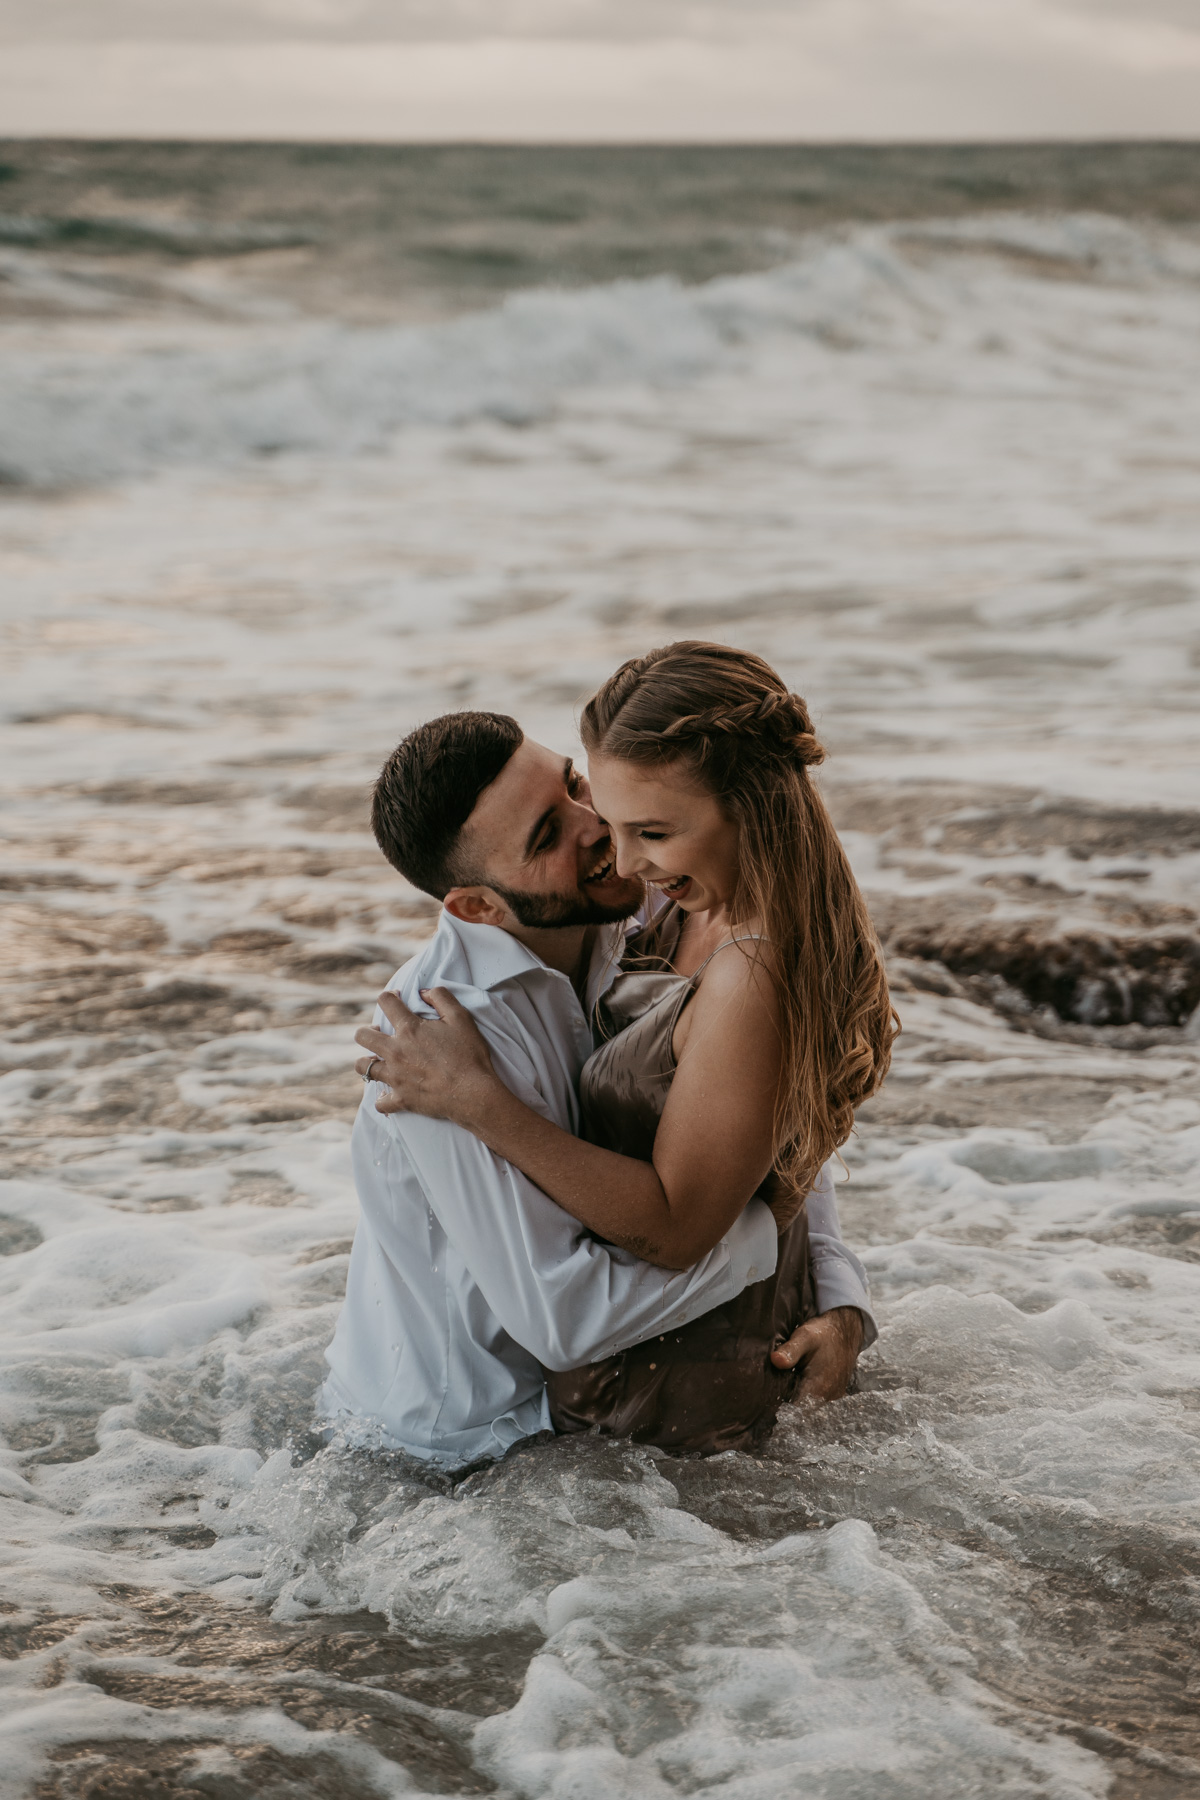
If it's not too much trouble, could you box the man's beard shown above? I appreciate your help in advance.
[488,877,643,930]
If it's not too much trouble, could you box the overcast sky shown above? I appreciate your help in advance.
[2,0,1198,141]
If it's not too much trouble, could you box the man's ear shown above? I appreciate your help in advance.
[443,886,511,929]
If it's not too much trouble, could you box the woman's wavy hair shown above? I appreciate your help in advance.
[581,641,898,1195]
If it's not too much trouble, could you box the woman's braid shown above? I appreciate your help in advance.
[659,689,825,768]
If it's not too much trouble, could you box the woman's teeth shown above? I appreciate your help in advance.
[659,874,690,894]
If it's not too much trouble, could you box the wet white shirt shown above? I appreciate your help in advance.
[806,1170,878,1348]
[321,909,873,1466]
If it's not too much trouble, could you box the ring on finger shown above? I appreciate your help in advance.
[361,1056,382,1085]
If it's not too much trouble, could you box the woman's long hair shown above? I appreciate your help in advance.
[581,641,897,1195]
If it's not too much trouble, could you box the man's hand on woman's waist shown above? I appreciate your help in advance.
[770,1305,865,1404]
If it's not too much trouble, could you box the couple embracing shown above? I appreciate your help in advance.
[322,641,897,1465]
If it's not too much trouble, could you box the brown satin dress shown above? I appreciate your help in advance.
[544,909,815,1455]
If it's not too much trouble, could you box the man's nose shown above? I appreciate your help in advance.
[612,834,645,879]
[569,785,603,827]
[576,808,608,853]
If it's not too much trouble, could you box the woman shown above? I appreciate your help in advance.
[357,642,896,1451]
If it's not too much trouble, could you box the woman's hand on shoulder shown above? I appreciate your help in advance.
[355,988,497,1124]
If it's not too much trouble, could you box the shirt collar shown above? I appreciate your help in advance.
[430,907,630,1006]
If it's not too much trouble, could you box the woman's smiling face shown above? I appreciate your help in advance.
[586,753,741,915]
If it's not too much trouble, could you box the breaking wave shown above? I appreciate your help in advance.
[3,212,1197,489]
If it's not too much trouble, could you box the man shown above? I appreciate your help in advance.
[323,711,874,1465]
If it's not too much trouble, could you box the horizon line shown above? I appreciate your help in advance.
[5,134,1200,149]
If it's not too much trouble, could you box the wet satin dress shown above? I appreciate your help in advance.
[544,909,815,1455]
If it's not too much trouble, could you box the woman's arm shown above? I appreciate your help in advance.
[355,949,785,1269]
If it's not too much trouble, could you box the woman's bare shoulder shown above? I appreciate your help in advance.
[671,937,783,1080]
[685,935,782,1026]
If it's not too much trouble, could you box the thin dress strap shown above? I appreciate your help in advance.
[658,931,767,1074]
[687,932,765,983]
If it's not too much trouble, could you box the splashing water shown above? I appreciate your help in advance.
[1,145,1199,1799]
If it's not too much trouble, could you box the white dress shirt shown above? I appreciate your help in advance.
[805,1167,878,1350]
[321,909,875,1466]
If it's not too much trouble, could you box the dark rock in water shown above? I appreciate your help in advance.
[938,798,1200,860]
[892,924,1200,1029]
[0,1214,42,1256]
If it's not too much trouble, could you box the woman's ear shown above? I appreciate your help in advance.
[443,886,510,929]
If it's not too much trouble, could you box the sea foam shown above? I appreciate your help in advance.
[3,213,1195,489]
[2,181,1199,1796]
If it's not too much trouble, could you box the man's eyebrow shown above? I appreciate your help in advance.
[522,759,575,861]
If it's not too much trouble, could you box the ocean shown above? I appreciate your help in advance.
[1,141,1199,1799]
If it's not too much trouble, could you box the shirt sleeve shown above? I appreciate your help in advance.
[381,1027,779,1373]
[805,1163,878,1348]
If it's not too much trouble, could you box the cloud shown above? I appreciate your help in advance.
[7,1,805,45]
[1,0,1197,139]
[4,0,1198,43]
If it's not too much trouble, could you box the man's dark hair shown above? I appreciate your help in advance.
[371,711,523,899]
